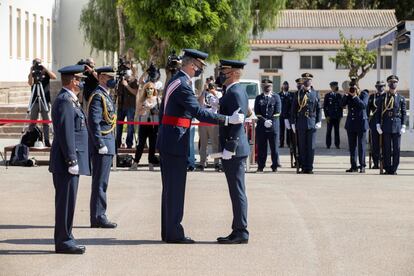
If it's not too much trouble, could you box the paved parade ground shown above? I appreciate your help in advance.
[1,150,414,275]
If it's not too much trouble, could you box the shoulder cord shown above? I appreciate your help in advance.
[381,94,394,117]
[87,93,117,135]
[297,91,308,113]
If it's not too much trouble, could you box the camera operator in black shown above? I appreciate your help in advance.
[115,60,138,149]
[79,58,99,107]
[28,58,57,147]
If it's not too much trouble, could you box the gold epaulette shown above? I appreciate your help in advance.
[87,93,117,135]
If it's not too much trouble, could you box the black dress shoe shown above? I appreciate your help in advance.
[166,237,195,244]
[217,236,248,244]
[371,165,379,169]
[91,221,118,228]
[346,168,358,173]
[256,168,264,173]
[302,170,314,174]
[187,166,195,172]
[56,245,86,254]
[195,164,205,171]
[45,140,51,147]
[359,167,366,173]
[271,167,277,172]
[217,233,236,242]
[277,164,282,168]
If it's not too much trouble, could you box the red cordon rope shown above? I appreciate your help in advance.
[0,118,227,127]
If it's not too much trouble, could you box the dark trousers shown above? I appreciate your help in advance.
[369,128,380,167]
[116,107,135,148]
[382,132,401,173]
[347,131,367,169]
[160,153,188,241]
[279,118,290,147]
[134,125,158,163]
[326,118,340,148]
[222,156,249,239]
[53,173,79,250]
[256,129,280,169]
[90,153,113,224]
[297,128,316,171]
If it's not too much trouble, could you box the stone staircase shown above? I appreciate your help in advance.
[0,105,31,139]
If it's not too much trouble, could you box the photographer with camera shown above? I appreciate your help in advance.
[78,58,99,107]
[115,60,138,149]
[139,63,163,91]
[27,58,57,147]
[130,81,161,170]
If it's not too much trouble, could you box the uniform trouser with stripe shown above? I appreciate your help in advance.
[160,153,187,241]
[53,172,79,250]
[222,156,249,239]
[90,153,113,224]
[198,125,219,166]
[297,128,316,171]
[382,132,401,173]
[347,130,367,169]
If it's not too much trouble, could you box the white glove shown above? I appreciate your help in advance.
[291,124,296,133]
[98,145,109,154]
[264,120,273,128]
[284,119,291,129]
[400,125,406,134]
[222,149,235,160]
[376,124,383,135]
[315,122,322,129]
[228,107,245,124]
[68,165,79,175]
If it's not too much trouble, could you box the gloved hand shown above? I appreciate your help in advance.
[400,125,406,134]
[222,149,235,160]
[228,108,245,124]
[376,124,383,135]
[68,165,79,175]
[284,119,291,130]
[291,124,296,133]
[264,120,273,128]
[98,145,109,154]
[315,122,322,129]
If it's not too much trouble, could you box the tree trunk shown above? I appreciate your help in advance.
[116,5,126,57]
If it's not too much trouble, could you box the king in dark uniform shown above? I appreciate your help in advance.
[49,65,90,254]
[156,49,244,243]
[323,81,343,149]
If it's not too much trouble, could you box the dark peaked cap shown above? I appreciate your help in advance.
[58,65,86,78]
[95,66,116,76]
[219,59,246,69]
[386,75,399,82]
[301,72,313,79]
[183,49,208,66]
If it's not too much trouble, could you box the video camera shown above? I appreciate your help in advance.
[166,51,181,76]
[31,60,44,84]
[146,63,161,83]
[76,59,93,68]
[117,58,131,81]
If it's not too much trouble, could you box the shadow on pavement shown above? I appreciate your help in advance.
[0,238,164,246]
[0,225,91,230]
[0,249,54,255]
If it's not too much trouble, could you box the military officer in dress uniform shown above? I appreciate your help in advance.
[157,49,244,243]
[279,81,293,148]
[215,59,250,244]
[254,79,281,172]
[49,65,90,254]
[375,75,406,175]
[323,81,343,149]
[341,78,369,173]
[367,80,386,169]
[290,73,322,174]
[87,66,118,228]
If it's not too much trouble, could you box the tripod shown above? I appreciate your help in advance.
[23,81,49,142]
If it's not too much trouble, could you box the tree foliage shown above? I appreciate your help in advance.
[329,31,377,85]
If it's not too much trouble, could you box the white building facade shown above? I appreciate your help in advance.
[242,10,409,93]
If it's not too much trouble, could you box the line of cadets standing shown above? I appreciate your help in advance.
[255,73,406,175]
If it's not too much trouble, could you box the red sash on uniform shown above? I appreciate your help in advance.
[161,115,191,128]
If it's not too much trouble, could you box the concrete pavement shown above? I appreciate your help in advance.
[1,151,414,275]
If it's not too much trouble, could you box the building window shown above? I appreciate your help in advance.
[373,56,392,70]
[300,56,323,69]
[40,16,44,60]
[47,19,51,62]
[33,14,37,58]
[259,55,283,69]
[16,9,22,59]
[25,12,29,60]
[9,6,13,58]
